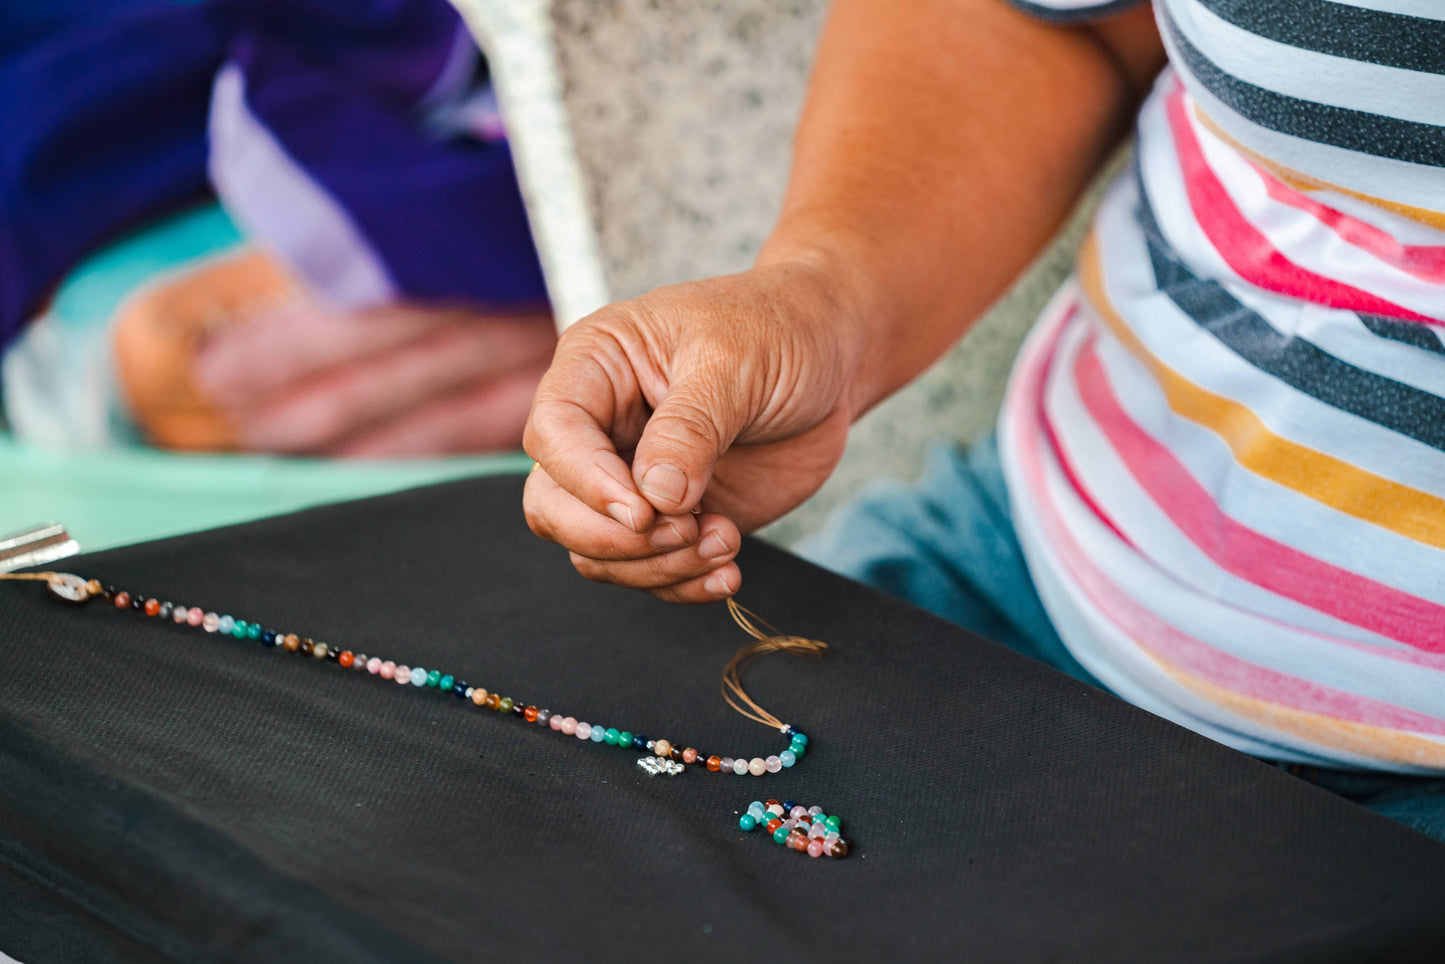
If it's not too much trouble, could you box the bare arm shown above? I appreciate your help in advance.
[522,0,1164,603]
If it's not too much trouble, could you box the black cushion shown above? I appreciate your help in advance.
[2,474,1443,963]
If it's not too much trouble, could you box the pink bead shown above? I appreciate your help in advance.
[172,606,189,624]
[748,757,767,776]
[394,665,411,684]
[824,832,839,847]
[789,806,808,820]
[202,612,220,632]
[187,607,204,626]
[561,717,577,735]
[808,806,824,816]
[380,661,396,680]
[575,722,592,740]
[766,804,784,817]
[765,756,782,773]
[807,840,825,858]
[720,757,733,772]
[366,657,382,674]
[550,714,564,730]
[809,822,827,839]
[782,818,797,831]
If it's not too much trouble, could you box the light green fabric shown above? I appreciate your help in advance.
[0,436,529,552]
[1,203,531,552]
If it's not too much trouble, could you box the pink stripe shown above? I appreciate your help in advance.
[1251,163,1445,284]
[1006,303,1445,737]
[1072,336,1445,653]
[1167,86,1438,324]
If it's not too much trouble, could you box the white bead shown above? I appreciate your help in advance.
[748,757,767,776]
[576,722,592,740]
[731,758,748,775]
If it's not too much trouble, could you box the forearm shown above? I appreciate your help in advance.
[758,0,1162,417]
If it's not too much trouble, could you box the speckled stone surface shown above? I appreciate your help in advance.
[451,0,1105,545]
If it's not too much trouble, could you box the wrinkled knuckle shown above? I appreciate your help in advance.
[569,552,609,583]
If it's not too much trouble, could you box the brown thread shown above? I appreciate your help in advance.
[722,597,827,730]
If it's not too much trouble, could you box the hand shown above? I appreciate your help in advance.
[192,298,557,457]
[522,260,864,603]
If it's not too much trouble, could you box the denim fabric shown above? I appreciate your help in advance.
[798,435,1445,844]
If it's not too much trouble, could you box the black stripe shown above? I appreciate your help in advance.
[1163,7,1445,169]
[1130,160,1445,452]
[1359,314,1445,356]
[1007,0,1148,23]
[1196,0,1445,76]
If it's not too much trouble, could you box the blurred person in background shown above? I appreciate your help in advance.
[1,0,555,457]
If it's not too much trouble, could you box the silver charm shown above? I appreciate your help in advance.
[636,756,685,776]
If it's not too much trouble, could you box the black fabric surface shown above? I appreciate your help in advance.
[2,474,1444,963]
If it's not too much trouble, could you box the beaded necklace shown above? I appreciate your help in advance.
[4,570,820,780]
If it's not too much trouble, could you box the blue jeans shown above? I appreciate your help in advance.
[797,436,1445,844]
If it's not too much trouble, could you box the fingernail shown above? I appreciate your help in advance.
[704,570,735,596]
[640,464,688,506]
[698,530,731,560]
[606,502,638,531]
[649,523,688,550]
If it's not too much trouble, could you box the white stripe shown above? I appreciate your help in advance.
[1094,317,1445,610]
[1173,0,1445,129]
[1303,313,1445,399]
[1160,39,1445,213]
[208,66,396,308]
[1189,106,1445,320]
[1097,171,1445,500]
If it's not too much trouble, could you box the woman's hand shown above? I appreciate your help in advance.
[522,259,866,604]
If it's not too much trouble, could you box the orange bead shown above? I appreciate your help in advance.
[471,688,489,706]
[765,819,782,834]
[86,579,102,596]
[707,756,722,772]
[338,650,354,668]
[681,748,697,764]
[523,706,539,722]
[486,693,501,711]
[113,591,130,610]
[283,634,300,652]
[143,598,161,616]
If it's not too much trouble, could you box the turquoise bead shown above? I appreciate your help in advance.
[617,731,633,749]
[739,814,758,831]
[439,674,455,691]
[772,826,790,845]
[779,750,797,767]
[217,615,235,635]
[824,815,841,832]
[791,732,809,746]
[246,623,262,640]
[426,670,441,688]
[590,725,606,743]
[789,741,806,758]
[231,619,248,639]
[604,727,620,746]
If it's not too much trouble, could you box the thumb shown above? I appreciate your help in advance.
[631,373,746,516]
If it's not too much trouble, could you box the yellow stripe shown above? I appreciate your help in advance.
[1147,651,1445,768]
[1192,103,1445,232]
[1078,234,1445,550]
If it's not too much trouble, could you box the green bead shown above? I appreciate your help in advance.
[231,620,248,639]
[439,674,455,691]
[789,741,806,758]
[426,670,441,688]
[498,697,514,713]
[604,727,621,746]
[824,815,841,832]
[739,814,758,831]
[246,623,262,640]
[772,826,790,845]
[617,731,633,749]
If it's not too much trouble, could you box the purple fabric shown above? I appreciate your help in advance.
[0,0,547,353]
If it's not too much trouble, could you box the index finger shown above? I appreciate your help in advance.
[522,332,657,534]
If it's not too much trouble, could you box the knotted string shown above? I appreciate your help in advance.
[722,597,827,731]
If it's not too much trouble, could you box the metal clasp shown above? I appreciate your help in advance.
[0,523,79,574]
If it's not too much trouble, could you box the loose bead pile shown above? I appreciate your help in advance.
[738,799,849,859]
[20,573,813,778]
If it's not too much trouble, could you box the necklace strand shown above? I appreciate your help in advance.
[6,571,817,778]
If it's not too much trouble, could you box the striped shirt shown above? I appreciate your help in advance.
[998,1,1445,771]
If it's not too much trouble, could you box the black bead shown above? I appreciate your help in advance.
[130,594,146,611]
[326,646,340,661]
[158,602,174,620]
[299,638,315,656]
[261,631,277,647]
[510,701,526,717]
[453,682,469,698]
[100,585,116,603]
[669,747,683,762]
